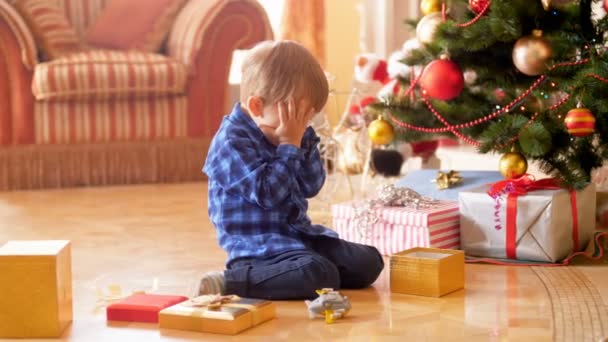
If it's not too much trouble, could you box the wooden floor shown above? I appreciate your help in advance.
[0,182,607,342]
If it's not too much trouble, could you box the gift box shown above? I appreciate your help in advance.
[459,181,596,262]
[396,170,504,201]
[0,240,72,338]
[596,190,608,227]
[159,295,276,335]
[390,247,465,297]
[332,200,460,255]
[106,294,189,323]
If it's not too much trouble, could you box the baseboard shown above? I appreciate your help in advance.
[0,138,210,191]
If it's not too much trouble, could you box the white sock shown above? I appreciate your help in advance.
[197,271,226,296]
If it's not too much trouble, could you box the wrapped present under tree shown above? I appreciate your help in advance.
[459,176,596,263]
[332,185,460,255]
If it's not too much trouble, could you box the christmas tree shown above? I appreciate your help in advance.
[370,0,608,188]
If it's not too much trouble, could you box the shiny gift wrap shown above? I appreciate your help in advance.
[332,185,460,256]
[159,295,275,335]
[596,190,608,227]
[459,184,596,262]
[0,241,73,338]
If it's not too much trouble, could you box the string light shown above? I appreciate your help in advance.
[386,55,593,147]
[587,74,608,83]
[382,14,606,149]
[455,0,491,28]
[387,75,547,133]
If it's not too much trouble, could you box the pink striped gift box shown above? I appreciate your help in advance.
[331,201,460,255]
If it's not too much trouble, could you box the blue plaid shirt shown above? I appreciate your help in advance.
[203,103,338,263]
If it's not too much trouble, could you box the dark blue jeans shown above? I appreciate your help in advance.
[224,235,385,300]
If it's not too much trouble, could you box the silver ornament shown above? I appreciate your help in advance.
[416,12,443,45]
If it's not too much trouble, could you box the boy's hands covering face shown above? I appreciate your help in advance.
[276,98,315,147]
[259,98,315,147]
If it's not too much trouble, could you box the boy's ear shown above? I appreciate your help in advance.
[246,96,264,117]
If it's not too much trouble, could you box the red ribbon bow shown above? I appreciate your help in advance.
[488,175,562,198]
[487,175,579,260]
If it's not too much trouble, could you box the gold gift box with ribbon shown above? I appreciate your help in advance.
[159,295,276,335]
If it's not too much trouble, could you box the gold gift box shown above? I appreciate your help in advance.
[390,247,464,297]
[0,240,73,338]
[159,296,276,335]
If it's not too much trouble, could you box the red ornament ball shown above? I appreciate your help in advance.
[419,58,464,101]
[494,88,507,104]
[605,0,608,12]
[565,108,595,137]
[469,0,489,14]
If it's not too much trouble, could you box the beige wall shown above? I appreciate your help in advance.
[324,0,361,126]
[323,0,419,126]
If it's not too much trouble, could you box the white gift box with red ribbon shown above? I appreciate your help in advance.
[459,178,596,263]
[331,201,460,255]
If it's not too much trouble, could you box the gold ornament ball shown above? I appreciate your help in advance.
[512,30,553,76]
[499,152,528,179]
[416,12,443,45]
[421,0,442,15]
[368,117,395,145]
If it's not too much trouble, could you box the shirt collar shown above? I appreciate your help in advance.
[230,103,265,139]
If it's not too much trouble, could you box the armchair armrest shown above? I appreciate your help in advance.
[0,2,37,69]
[0,2,36,145]
[167,0,273,138]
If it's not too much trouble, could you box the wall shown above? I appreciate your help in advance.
[391,0,419,52]
[324,0,362,126]
[359,0,418,59]
[323,0,420,125]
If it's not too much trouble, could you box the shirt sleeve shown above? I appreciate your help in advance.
[295,127,326,198]
[212,135,304,209]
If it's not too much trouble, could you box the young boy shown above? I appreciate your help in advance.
[201,40,384,300]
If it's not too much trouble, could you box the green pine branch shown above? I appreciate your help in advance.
[374,0,608,188]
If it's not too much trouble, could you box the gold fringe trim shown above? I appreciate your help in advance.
[0,138,210,191]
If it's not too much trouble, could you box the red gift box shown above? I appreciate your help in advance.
[106,294,188,323]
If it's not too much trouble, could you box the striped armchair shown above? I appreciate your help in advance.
[0,0,272,190]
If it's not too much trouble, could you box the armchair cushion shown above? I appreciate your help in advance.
[33,96,188,144]
[32,50,188,101]
[86,0,187,52]
[13,0,82,60]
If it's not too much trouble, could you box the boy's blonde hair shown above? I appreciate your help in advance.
[240,40,329,112]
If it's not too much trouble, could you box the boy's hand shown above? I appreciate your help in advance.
[258,124,280,146]
[275,98,315,148]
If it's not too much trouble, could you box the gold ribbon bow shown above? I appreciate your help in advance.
[434,171,463,190]
[187,295,241,310]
